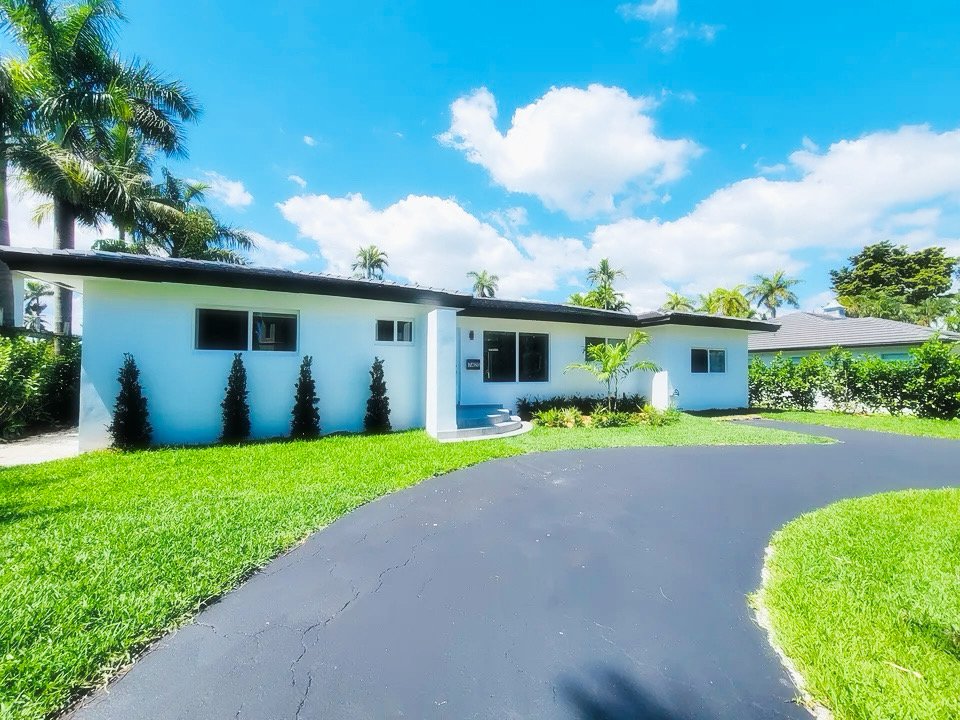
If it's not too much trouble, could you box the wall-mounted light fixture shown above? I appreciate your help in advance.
[469,330,475,340]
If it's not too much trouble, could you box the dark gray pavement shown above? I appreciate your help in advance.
[71,423,960,720]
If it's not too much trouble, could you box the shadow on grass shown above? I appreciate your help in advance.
[559,666,705,720]
[0,501,73,526]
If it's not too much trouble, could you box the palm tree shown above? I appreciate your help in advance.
[589,282,631,311]
[467,269,499,298]
[564,331,659,410]
[746,271,801,318]
[568,292,590,307]
[699,286,755,318]
[587,258,625,288]
[661,291,695,312]
[352,244,388,280]
[911,295,955,327]
[22,279,52,331]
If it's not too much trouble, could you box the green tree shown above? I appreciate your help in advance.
[23,279,53,331]
[220,353,250,442]
[364,356,391,433]
[660,291,695,312]
[467,269,499,298]
[107,352,151,449]
[698,286,755,318]
[587,258,625,288]
[746,271,801,318]
[564,331,659,410]
[290,355,320,439]
[830,241,958,306]
[352,244,388,280]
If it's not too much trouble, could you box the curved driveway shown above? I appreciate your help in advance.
[72,423,960,720]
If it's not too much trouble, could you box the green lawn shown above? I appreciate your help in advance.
[755,489,960,719]
[0,415,822,719]
[759,410,960,440]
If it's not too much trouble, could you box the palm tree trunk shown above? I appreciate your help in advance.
[0,148,14,327]
[53,198,76,339]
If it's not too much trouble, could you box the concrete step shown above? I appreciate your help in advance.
[436,417,528,442]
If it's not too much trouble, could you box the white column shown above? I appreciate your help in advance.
[651,370,671,410]
[12,273,24,327]
[425,307,459,438]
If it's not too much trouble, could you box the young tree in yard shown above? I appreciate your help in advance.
[364,357,391,433]
[221,353,250,442]
[290,355,320,439]
[467,269,499,298]
[564,331,659,411]
[746,271,801,318]
[108,353,151,449]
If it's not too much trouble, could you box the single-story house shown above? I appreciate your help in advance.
[1,247,776,448]
[748,308,960,363]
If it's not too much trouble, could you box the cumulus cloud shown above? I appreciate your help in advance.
[246,232,310,268]
[287,174,307,188]
[439,85,701,219]
[201,172,253,208]
[303,135,317,147]
[618,0,719,52]
[277,193,587,297]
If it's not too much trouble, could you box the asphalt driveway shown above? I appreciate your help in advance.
[71,423,960,720]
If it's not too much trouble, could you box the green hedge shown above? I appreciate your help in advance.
[0,335,81,438]
[749,338,960,419]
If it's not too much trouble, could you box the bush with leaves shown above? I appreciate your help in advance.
[107,354,152,450]
[749,354,826,410]
[905,338,960,419]
[591,407,639,428]
[0,335,81,437]
[290,355,321,439]
[221,353,251,443]
[364,357,391,433]
[532,406,584,428]
[640,404,681,427]
[516,393,647,420]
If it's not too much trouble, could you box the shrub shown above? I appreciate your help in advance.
[749,353,827,411]
[221,353,251,443]
[364,357,391,433]
[640,403,681,427]
[517,393,646,420]
[905,338,960,419]
[532,406,583,428]
[0,335,81,438]
[851,355,911,414]
[591,407,638,428]
[107,353,152,450]
[290,355,321,439]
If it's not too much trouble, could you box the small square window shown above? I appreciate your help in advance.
[691,348,708,373]
[709,349,726,373]
[253,313,297,352]
[376,319,395,342]
[197,309,248,350]
[397,321,413,343]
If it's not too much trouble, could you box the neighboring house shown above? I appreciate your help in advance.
[1,248,776,449]
[748,308,960,363]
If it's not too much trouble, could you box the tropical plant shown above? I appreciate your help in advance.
[830,241,958,306]
[746,271,801,318]
[352,244,389,280]
[467,269,499,298]
[515,393,647,420]
[905,337,960,419]
[587,258,625,288]
[567,292,590,307]
[532,406,584,428]
[660,291,695,312]
[567,284,630,311]
[698,286,755,318]
[364,356,391,432]
[290,355,320,439]
[564,331,659,411]
[22,279,53,331]
[221,353,250,442]
[107,352,151,449]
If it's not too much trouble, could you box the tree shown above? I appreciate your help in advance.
[698,286,755,318]
[587,258,625,288]
[564,331,659,411]
[364,357,391,433]
[290,355,320,439]
[746,271,801,318]
[467,269,499,298]
[220,353,250,442]
[830,241,958,306]
[107,353,151,449]
[352,245,388,280]
[23,279,53,331]
[661,292,695,312]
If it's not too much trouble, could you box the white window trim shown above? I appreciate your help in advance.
[691,347,727,374]
[374,318,415,346]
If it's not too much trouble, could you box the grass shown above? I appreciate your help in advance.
[0,416,823,719]
[759,409,960,440]
[756,489,960,719]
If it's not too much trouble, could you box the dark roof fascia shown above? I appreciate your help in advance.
[459,300,641,328]
[637,312,779,332]
[0,248,471,308]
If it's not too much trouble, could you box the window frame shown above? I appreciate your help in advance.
[691,347,726,374]
[194,307,299,353]
[251,311,299,353]
[374,318,415,346]
[482,330,551,383]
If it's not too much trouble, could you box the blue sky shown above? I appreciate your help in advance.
[9,0,960,310]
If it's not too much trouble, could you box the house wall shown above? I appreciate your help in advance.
[750,345,918,364]
[79,279,439,450]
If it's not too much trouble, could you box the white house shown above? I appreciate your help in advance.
[1,248,777,449]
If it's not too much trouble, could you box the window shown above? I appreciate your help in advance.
[691,348,725,373]
[880,352,910,362]
[253,313,297,352]
[584,336,625,359]
[519,333,549,382]
[376,319,413,343]
[484,331,516,382]
[197,309,248,350]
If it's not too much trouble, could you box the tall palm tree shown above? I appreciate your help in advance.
[589,282,631,312]
[467,269,498,298]
[22,278,52,330]
[661,291,695,312]
[587,258,625,288]
[699,286,755,318]
[746,271,801,318]
[352,244,388,280]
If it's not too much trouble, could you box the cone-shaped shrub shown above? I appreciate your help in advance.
[364,356,391,433]
[108,353,152,450]
[221,353,251,443]
[290,355,321,439]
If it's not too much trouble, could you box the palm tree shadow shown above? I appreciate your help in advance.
[559,666,704,720]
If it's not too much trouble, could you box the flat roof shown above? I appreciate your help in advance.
[1,247,778,332]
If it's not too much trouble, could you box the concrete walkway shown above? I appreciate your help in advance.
[0,428,79,467]
[70,423,959,719]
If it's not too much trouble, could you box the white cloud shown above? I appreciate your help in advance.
[7,179,108,251]
[303,135,317,147]
[287,174,307,188]
[439,84,701,219]
[756,162,787,175]
[201,172,253,208]
[617,0,677,21]
[486,206,529,236]
[246,232,310,268]
[618,0,719,52]
[277,193,587,297]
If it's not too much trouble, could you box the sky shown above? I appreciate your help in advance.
[8,0,960,312]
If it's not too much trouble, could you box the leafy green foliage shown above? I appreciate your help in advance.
[590,408,637,427]
[745,270,801,319]
[0,335,79,437]
[564,331,659,410]
[107,353,152,450]
[697,286,756,318]
[568,257,630,311]
[830,241,958,305]
[905,339,960,419]
[467,269,499,298]
[220,353,250,443]
[22,280,53,331]
[516,393,647,420]
[290,355,320,439]
[660,291,695,312]
[532,406,584,428]
[352,245,389,280]
[364,357,391,433]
